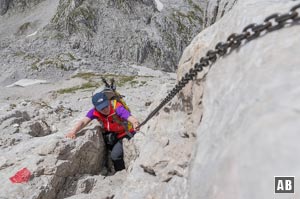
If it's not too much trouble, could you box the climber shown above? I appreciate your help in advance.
[66,91,140,172]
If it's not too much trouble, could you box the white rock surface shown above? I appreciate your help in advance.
[175,0,300,198]
[154,0,164,11]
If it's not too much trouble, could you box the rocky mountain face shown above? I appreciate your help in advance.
[175,0,300,198]
[0,0,236,86]
[0,0,216,87]
[2,0,298,199]
[202,0,237,27]
[0,0,43,15]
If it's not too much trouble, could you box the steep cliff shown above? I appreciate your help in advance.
[0,0,211,84]
[178,0,300,198]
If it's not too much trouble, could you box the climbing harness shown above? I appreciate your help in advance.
[138,3,300,128]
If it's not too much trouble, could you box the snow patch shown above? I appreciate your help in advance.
[155,0,164,11]
[6,79,47,87]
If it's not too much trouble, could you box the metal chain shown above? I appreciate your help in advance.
[138,3,300,128]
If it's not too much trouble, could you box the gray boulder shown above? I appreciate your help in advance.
[0,125,105,199]
[0,0,10,15]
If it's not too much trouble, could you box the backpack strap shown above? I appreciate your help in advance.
[112,99,117,110]
[111,100,133,138]
[112,99,133,130]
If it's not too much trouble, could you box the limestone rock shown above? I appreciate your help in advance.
[0,0,212,84]
[203,0,237,27]
[175,0,300,198]
[2,0,299,198]
[0,0,10,15]
[0,123,106,199]
[23,120,52,137]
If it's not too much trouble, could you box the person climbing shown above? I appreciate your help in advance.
[66,91,140,172]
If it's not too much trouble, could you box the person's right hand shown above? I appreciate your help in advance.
[65,131,76,139]
[132,121,140,131]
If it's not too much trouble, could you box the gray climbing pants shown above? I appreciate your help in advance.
[111,140,123,161]
[110,140,125,171]
[104,133,135,171]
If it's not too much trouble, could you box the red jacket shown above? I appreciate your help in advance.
[93,102,134,139]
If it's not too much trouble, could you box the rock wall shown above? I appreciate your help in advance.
[50,0,206,72]
[0,0,237,85]
[0,0,206,75]
[0,0,10,15]
[0,0,45,15]
[203,0,237,26]
[174,0,300,198]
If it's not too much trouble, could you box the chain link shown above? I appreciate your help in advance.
[138,3,300,128]
[291,4,300,20]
